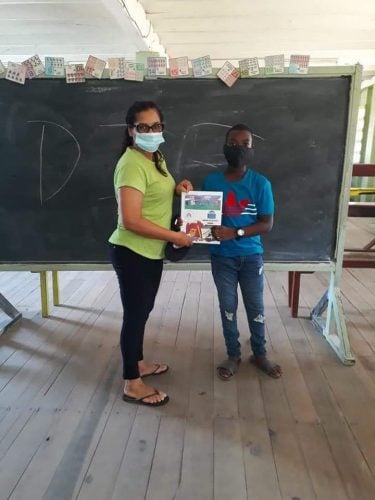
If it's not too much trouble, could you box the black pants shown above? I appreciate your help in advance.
[109,244,163,380]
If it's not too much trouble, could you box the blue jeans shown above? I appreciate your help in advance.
[211,254,266,358]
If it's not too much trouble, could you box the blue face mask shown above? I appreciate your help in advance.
[134,132,165,153]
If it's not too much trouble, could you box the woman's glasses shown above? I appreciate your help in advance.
[132,122,165,133]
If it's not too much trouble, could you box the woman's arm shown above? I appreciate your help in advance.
[119,187,193,246]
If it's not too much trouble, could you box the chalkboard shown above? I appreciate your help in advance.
[0,76,350,264]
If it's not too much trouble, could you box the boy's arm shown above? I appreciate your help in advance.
[211,215,273,241]
[212,178,274,241]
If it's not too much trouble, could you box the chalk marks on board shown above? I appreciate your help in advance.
[23,118,265,207]
[98,121,264,177]
[39,124,45,206]
[173,122,266,181]
[99,123,126,127]
[192,160,219,169]
[175,122,231,174]
[28,120,81,205]
[98,121,231,174]
[98,195,115,201]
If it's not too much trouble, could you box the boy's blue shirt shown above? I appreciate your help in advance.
[202,169,274,257]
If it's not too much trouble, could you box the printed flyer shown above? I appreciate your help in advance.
[181,191,223,244]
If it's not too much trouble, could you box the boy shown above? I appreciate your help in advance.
[202,124,282,380]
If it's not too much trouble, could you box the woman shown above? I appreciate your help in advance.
[109,101,193,407]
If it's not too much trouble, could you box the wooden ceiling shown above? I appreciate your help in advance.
[1,0,375,68]
[141,0,375,67]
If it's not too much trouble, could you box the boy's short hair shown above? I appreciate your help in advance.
[225,123,253,142]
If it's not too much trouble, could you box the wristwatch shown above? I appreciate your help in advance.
[236,228,245,239]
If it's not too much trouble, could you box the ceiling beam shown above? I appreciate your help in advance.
[101,0,167,56]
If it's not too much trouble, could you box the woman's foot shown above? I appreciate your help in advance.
[124,378,169,405]
[138,360,169,378]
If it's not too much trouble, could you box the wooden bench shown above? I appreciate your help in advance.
[288,163,375,317]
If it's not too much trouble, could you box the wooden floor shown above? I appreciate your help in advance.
[0,222,374,499]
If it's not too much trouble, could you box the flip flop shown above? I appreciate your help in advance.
[249,355,282,379]
[141,363,169,378]
[217,357,241,381]
[122,391,170,407]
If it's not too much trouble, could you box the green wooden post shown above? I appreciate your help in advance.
[359,84,375,201]
[52,271,60,306]
[39,271,49,317]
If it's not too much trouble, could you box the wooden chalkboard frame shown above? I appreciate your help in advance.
[0,64,363,365]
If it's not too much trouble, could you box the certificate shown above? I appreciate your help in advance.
[181,191,223,244]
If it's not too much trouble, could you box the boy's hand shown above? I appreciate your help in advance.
[211,225,236,241]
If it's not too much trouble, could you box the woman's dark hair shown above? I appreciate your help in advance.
[121,100,167,176]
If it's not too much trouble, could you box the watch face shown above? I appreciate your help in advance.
[237,228,245,237]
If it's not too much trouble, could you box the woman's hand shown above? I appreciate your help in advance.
[171,231,194,247]
[211,225,236,242]
[175,179,193,196]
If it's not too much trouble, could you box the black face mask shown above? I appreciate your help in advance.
[223,145,254,168]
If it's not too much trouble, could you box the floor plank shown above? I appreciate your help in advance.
[75,401,137,500]
[175,418,214,500]
[110,413,160,500]
[214,417,247,500]
[145,416,185,500]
